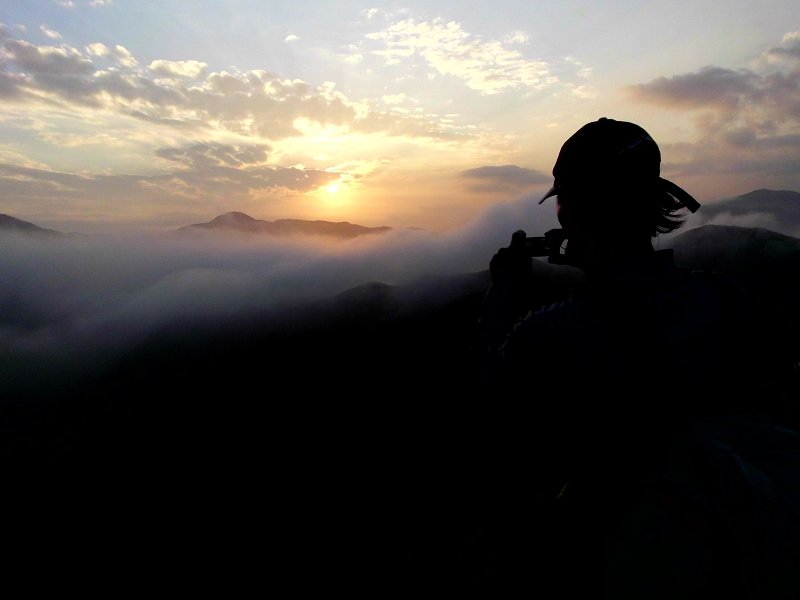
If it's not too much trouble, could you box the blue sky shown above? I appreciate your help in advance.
[0,0,798,233]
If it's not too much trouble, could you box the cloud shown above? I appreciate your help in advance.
[571,84,598,99]
[381,93,408,105]
[85,42,138,67]
[461,165,550,193]
[284,34,300,44]
[155,142,271,168]
[5,39,95,77]
[0,29,458,141]
[148,59,208,79]
[0,192,561,395]
[88,0,112,6]
[40,25,62,40]
[704,210,782,232]
[764,31,800,63]
[505,31,529,45]
[627,32,800,190]
[366,19,556,95]
[0,141,340,220]
[629,66,759,110]
[54,0,75,7]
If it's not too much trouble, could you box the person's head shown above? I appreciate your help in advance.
[540,118,699,260]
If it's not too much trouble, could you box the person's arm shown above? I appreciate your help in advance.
[473,231,535,383]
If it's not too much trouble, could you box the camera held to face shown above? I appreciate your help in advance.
[513,228,569,264]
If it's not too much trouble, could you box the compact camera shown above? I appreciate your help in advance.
[511,228,568,264]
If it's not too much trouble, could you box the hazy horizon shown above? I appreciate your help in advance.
[0,2,798,235]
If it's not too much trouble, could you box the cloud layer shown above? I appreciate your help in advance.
[629,30,800,190]
[366,19,557,95]
[0,24,459,142]
[461,165,551,193]
[0,141,339,222]
[0,193,560,394]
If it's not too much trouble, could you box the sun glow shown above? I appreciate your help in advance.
[327,183,340,194]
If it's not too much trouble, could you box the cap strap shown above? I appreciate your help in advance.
[658,177,701,213]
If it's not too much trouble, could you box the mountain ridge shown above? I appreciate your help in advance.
[0,214,63,237]
[177,211,391,238]
[696,189,800,236]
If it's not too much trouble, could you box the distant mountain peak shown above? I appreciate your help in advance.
[740,188,798,197]
[178,212,391,239]
[695,188,800,238]
[210,211,257,224]
[0,214,63,237]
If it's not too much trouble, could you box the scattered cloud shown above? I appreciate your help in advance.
[565,56,593,79]
[363,8,380,20]
[0,28,461,142]
[461,164,550,193]
[0,141,343,221]
[366,19,556,95]
[629,66,759,111]
[505,31,529,45]
[40,25,62,40]
[381,93,408,105]
[85,42,138,67]
[628,31,800,190]
[763,30,800,64]
[284,34,300,44]
[54,0,75,7]
[148,59,208,79]
[88,0,112,6]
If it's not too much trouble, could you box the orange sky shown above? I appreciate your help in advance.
[0,2,798,234]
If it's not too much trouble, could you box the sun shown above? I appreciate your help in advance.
[327,183,340,194]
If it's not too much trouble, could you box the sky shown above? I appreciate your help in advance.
[0,1,798,234]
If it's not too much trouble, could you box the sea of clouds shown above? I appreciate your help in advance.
[0,195,561,395]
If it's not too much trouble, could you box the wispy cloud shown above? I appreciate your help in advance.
[40,25,62,40]
[461,164,550,193]
[627,30,800,190]
[0,141,341,222]
[504,31,529,45]
[629,66,759,110]
[148,59,208,79]
[0,191,558,395]
[366,19,556,95]
[85,42,138,67]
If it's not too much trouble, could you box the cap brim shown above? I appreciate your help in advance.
[538,179,700,213]
[538,185,557,204]
[658,177,701,213]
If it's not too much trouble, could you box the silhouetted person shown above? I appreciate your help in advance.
[473,118,800,598]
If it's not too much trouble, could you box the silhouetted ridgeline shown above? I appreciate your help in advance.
[694,189,800,235]
[0,213,63,237]
[176,211,391,238]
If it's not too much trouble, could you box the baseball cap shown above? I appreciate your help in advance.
[539,117,701,213]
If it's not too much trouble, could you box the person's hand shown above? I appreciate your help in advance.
[490,230,532,284]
